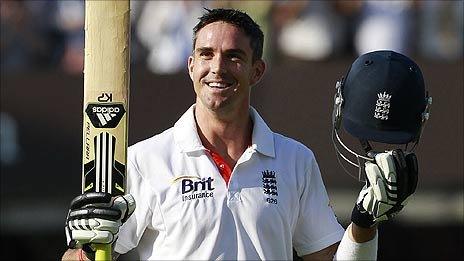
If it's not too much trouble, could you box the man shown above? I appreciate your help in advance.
[63,9,414,260]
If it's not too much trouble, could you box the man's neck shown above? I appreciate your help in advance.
[194,104,252,168]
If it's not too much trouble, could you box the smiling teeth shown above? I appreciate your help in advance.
[208,82,228,88]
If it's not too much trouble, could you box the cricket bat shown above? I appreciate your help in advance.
[82,1,130,260]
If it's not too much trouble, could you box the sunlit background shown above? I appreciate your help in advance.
[1,1,463,260]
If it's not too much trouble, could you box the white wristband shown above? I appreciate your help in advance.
[334,224,378,260]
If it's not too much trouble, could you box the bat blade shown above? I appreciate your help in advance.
[82,1,130,260]
[83,110,127,195]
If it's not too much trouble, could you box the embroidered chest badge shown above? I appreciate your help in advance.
[262,170,278,204]
[374,91,392,120]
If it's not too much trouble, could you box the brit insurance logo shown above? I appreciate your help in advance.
[172,176,215,202]
[262,170,278,204]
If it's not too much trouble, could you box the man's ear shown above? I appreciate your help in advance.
[188,56,194,81]
[250,59,266,86]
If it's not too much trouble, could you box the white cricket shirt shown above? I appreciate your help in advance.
[115,105,344,260]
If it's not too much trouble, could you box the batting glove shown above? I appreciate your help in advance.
[351,149,418,228]
[65,192,136,252]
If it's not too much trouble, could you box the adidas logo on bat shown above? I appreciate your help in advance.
[93,107,119,126]
[96,112,116,126]
[86,103,126,128]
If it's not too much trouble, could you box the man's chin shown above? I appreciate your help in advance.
[198,99,234,114]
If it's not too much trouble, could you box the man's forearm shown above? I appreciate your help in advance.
[334,224,378,260]
[350,223,377,243]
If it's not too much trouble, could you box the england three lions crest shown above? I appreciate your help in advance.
[374,91,392,120]
[262,170,278,204]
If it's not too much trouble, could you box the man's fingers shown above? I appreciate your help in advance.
[374,152,397,184]
[68,218,121,233]
[372,180,387,203]
[374,152,399,203]
[391,149,407,171]
[365,161,395,201]
[361,188,374,211]
[66,193,136,248]
[405,153,419,195]
[364,162,381,186]
[405,153,418,174]
[386,150,419,202]
[357,149,420,226]
[113,194,136,214]
[68,207,122,221]
[69,194,135,221]
[72,230,115,244]
[70,192,113,210]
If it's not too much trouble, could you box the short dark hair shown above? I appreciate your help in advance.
[192,8,264,62]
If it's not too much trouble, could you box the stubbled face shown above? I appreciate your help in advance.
[188,21,265,116]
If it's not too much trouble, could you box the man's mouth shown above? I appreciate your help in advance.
[206,81,232,89]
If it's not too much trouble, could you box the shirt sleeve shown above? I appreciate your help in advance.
[292,154,345,256]
[114,157,154,254]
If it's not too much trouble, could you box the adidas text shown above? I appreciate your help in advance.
[92,107,121,113]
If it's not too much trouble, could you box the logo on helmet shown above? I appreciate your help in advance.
[374,92,392,120]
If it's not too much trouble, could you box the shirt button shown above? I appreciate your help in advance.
[220,164,225,169]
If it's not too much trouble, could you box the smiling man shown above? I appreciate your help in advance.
[63,9,393,261]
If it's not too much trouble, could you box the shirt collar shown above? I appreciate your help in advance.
[173,104,205,153]
[249,107,275,158]
[173,105,275,158]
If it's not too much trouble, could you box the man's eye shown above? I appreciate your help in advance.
[229,54,242,61]
[200,52,213,59]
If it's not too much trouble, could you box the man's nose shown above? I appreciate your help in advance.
[210,55,227,74]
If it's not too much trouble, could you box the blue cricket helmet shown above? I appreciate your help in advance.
[340,50,429,144]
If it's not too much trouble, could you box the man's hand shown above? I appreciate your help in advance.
[351,149,418,228]
[65,192,136,253]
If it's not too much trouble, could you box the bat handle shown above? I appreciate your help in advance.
[94,243,112,261]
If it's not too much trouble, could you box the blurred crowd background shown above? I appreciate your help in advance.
[1,0,463,260]
[1,0,463,75]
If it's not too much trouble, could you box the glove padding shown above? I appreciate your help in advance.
[351,149,418,228]
[65,192,136,250]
